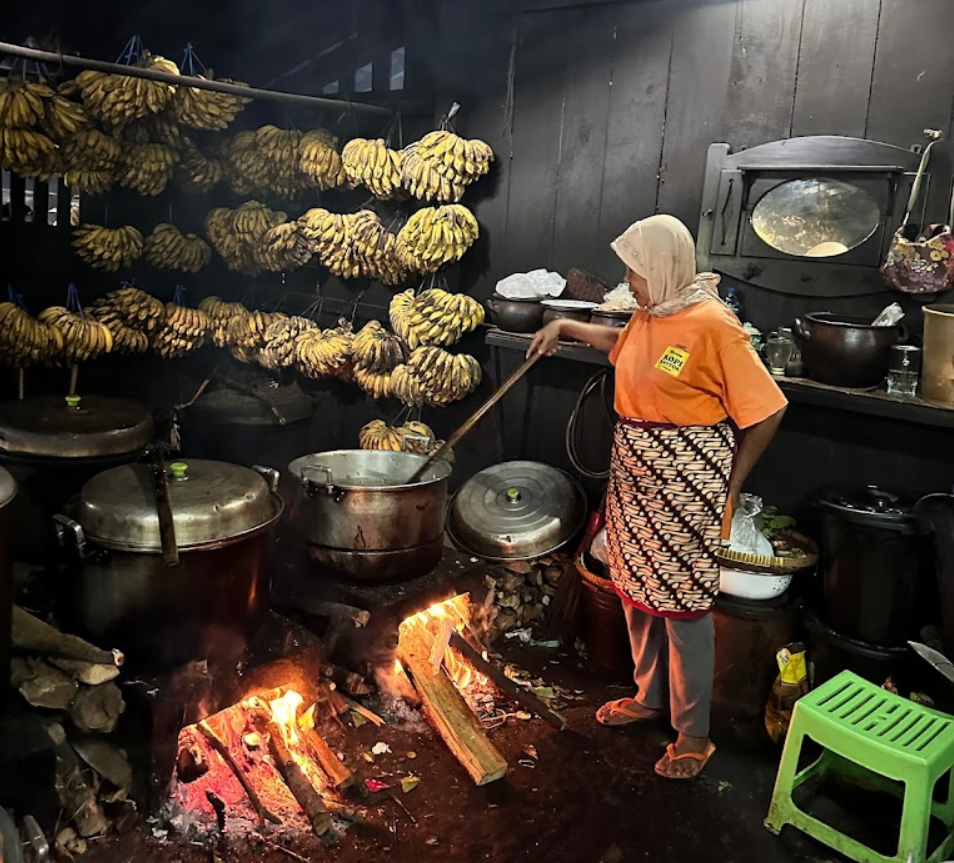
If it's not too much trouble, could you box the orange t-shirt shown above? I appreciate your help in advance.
[608,299,788,429]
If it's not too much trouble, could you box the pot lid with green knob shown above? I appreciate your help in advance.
[74,458,282,551]
[0,395,154,459]
[448,460,588,561]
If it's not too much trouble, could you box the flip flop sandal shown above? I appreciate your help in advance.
[654,741,717,780]
[596,698,663,727]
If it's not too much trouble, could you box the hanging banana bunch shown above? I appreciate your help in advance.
[72,224,144,271]
[41,93,90,143]
[229,126,306,198]
[150,292,211,359]
[38,303,114,365]
[389,287,484,349]
[358,419,455,464]
[299,129,347,191]
[0,300,63,368]
[341,138,404,200]
[205,202,287,275]
[144,224,213,273]
[87,307,150,355]
[0,79,59,179]
[60,128,121,194]
[396,205,479,274]
[226,309,287,363]
[353,320,406,374]
[393,346,482,408]
[75,39,179,129]
[173,46,250,131]
[350,211,408,285]
[176,139,225,193]
[294,323,354,381]
[89,285,165,337]
[255,222,313,272]
[400,131,494,203]
[199,295,249,348]
[116,140,179,196]
[258,315,319,371]
[354,366,394,400]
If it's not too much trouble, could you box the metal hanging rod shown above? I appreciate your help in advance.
[0,40,392,117]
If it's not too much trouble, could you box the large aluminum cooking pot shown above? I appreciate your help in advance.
[288,450,452,583]
[794,313,906,389]
[54,459,283,669]
[0,467,16,698]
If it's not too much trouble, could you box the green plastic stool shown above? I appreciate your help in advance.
[765,670,954,863]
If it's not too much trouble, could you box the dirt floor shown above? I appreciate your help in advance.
[81,644,852,863]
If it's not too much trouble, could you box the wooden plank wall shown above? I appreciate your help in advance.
[447,0,954,297]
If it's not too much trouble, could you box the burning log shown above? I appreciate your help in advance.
[176,740,209,784]
[263,715,334,837]
[398,616,508,786]
[385,659,422,709]
[300,726,353,790]
[12,606,123,667]
[69,682,125,734]
[321,663,373,697]
[196,720,282,827]
[448,632,567,731]
[11,657,79,710]
[292,598,371,628]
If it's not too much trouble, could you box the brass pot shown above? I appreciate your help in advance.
[922,304,954,408]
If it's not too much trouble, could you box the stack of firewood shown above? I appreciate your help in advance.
[8,606,133,856]
[483,554,566,644]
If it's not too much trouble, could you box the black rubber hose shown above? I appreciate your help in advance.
[566,368,615,479]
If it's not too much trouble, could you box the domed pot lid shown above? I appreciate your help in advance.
[0,465,17,508]
[0,395,154,459]
[75,459,282,551]
[448,461,587,560]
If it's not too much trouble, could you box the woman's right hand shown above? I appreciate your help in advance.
[527,320,563,358]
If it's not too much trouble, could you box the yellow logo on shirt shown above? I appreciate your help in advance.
[655,346,689,377]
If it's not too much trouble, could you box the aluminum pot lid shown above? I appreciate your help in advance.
[817,486,919,527]
[0,395,154,459]
[0,465,16,508]
[541,299,598,310]
[449,461,587,560]
[76,459,281,550]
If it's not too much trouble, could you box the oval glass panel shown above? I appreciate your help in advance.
[751,178,881,258]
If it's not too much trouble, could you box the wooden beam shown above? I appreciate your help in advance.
[397,618,507,786]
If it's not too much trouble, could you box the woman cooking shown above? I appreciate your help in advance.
[528,215,787,780]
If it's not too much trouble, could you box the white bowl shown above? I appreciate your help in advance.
[719,566,792,601]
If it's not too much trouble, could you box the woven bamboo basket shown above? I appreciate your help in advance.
[716,530,818,576]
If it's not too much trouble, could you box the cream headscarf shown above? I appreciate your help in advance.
[610,214,724,317]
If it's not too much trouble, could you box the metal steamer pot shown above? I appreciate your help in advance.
[794,313,906,389]
[288,450,452,583]
[0,467,17,699]
[55,459,283,669]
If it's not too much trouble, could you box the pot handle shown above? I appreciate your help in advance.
[299,464,336,498]
[401,432,433,452]
[793,317,811,341]
[53,514,88,558]
[486,297,499,313]
[898,323,910,342]
[252,464,280,493]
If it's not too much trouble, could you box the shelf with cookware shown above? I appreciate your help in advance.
[484,328,954,432]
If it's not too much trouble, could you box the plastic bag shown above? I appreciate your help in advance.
[765,643,811,744]
[729,494,774,557]
[872,302,905,327]
[495,269,566,300]
[591,527,609,565]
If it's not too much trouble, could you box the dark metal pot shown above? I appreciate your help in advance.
[794,313,906,388]
[288,450,451,584]
[485,295,545,333]
[589,309,635,329]
[0,468,16,699]
[541,300,598,333]
[54,459,283,669]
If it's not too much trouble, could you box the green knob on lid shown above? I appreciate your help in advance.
[65,395,81,409]
[169,462,188,479]
[506,487,521,503]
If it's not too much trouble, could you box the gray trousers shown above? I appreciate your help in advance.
[623,603,714,738]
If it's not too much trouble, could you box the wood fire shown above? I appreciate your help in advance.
[169,686,357,840]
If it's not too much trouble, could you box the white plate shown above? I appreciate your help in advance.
[541,299,598,310]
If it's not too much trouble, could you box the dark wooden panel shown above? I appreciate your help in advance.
[866,0,954,148]
[502,10,570,276]
[657,0,738,232]
[724,0,805,150]
[550,5,615,278]
[594,0,673,282]
[790,0,881,138]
